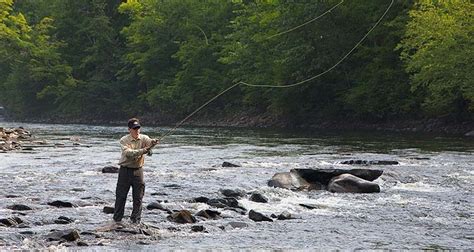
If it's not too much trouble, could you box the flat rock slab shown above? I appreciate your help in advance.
[292,168,383,186]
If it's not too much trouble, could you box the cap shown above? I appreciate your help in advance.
[128,119,141,129]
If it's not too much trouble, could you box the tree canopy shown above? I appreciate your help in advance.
[0,0,472,124]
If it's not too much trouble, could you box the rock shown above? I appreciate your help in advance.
[54,216,74,224]
[46,229,80,242]
[102,166,119,173]
[146,202,171,213]
[299,203,330,210]
[293,168,383,186]
[77,241,89,246]
[7,204,32,211]
[268,170,324,190]
[48,200,76,208]
[103,206,114,214]
[192,196,209,203]
[167,210,196,224]
[207,198,240,209]
[226,221,249,229]
[277,211,295,220]
[340,160,398,165]
[163,184,181,189]
[249,193,268,203]
[0,217,23,227]
[222,162,240,167]
[196,209,221,219]
[191,225,205,232]
[327,173,380,193]
[220,189,245,198]
[248,210,273,222]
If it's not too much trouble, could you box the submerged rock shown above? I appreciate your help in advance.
[222,161,240,167]
[101,166,119,173]
[220,189,245,198]
[48,200,76,208]
[191,225,205,232]
[46,229,80,242]
[249,210,273,222]
[6,204,32,211]
[328,174,380,193]
[103,206,114,214]
[0,217,23,227]
[340,160,399,165]
[249,193,268,203]
[167,210,196,224]
[196,209,221,220]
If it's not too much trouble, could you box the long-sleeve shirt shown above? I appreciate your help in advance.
[118,134,153,168]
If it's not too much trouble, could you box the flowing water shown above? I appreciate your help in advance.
[0,122,473,250]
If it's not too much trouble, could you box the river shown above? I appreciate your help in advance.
[0,122,473,250]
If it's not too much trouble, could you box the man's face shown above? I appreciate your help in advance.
[129,127,140,139]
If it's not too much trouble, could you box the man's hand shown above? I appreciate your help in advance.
[151,139,159,146]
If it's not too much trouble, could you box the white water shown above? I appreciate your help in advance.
[0,122,473,250]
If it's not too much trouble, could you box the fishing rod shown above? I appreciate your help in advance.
[156,0,394,142]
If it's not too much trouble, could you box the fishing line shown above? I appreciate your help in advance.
[158,0,394,141]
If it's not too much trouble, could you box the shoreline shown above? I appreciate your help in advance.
[2,113,473,137]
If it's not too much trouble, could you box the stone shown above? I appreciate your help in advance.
[102,166,119,173]
[340,160,398,165]
[7,204,32,211]
[167,210,196,224]
[277,211,294,220]
[146,202,171,213]
[46,229,80,242]
[0,217,23,227]
[327,173,380,193]
[48,200,76,208]
[191,225,205,232]
[196,209,221,219]
[222,162,240,167]
[249,193,268,203]
[248,210,273,222]
[220,189,245,198]
[103,206,114,214]
[293,168,383,186]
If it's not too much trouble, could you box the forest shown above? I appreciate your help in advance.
[0,0,472,126]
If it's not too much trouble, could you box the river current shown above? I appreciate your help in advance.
[0,122,472,250]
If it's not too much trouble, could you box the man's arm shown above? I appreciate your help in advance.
[121,140,148,158]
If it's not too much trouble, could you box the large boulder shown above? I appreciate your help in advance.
[327,174,380,193]
[268,170,324,190]
[293,168,383,185]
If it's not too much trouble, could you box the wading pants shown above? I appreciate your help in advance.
[113,166,145,223]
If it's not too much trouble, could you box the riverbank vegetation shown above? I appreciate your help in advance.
[0,0,472,126]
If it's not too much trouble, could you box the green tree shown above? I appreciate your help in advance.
[398,0,474,118]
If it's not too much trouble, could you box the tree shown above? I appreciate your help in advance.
[398,0,474,118]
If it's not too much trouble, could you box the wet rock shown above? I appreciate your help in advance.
[220,189,245,198]
[5,195,21,198]
[146,202,171,213]
[249,210,273,222]
[293,168,383,186]
[328,174,380,193]
[77,241,89,246]
[276,211,295,220]
[191,196,209,203]
[19,231,35,235]
[196,209,221,220]
[299,203,330,210]
[207,198,242,209]
[249,193,268,203]
[0,217,23,227]
[101,166,119,173]
[191,225,205,232]
[222,161,240,167]
[46,229,80,242]
[163,184,181,189]
[54,216,74,224]
[48,200,76,208]
[227,221,249,229]
[167,210,196,224]
[268,170,324,190]
[340,160,399,165]
[7,204,32,211]
[103,206,114,214]
[224,207,247,215]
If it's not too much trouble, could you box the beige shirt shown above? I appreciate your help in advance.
[118,134,153,168]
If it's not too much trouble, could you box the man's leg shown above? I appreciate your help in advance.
[130,168,145,223]
[113,167,131,222]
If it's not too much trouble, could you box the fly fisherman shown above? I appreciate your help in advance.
[113,118,158,224]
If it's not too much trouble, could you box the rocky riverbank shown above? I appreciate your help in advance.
[0,127,32,152]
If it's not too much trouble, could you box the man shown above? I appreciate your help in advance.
[113,118,158,224]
